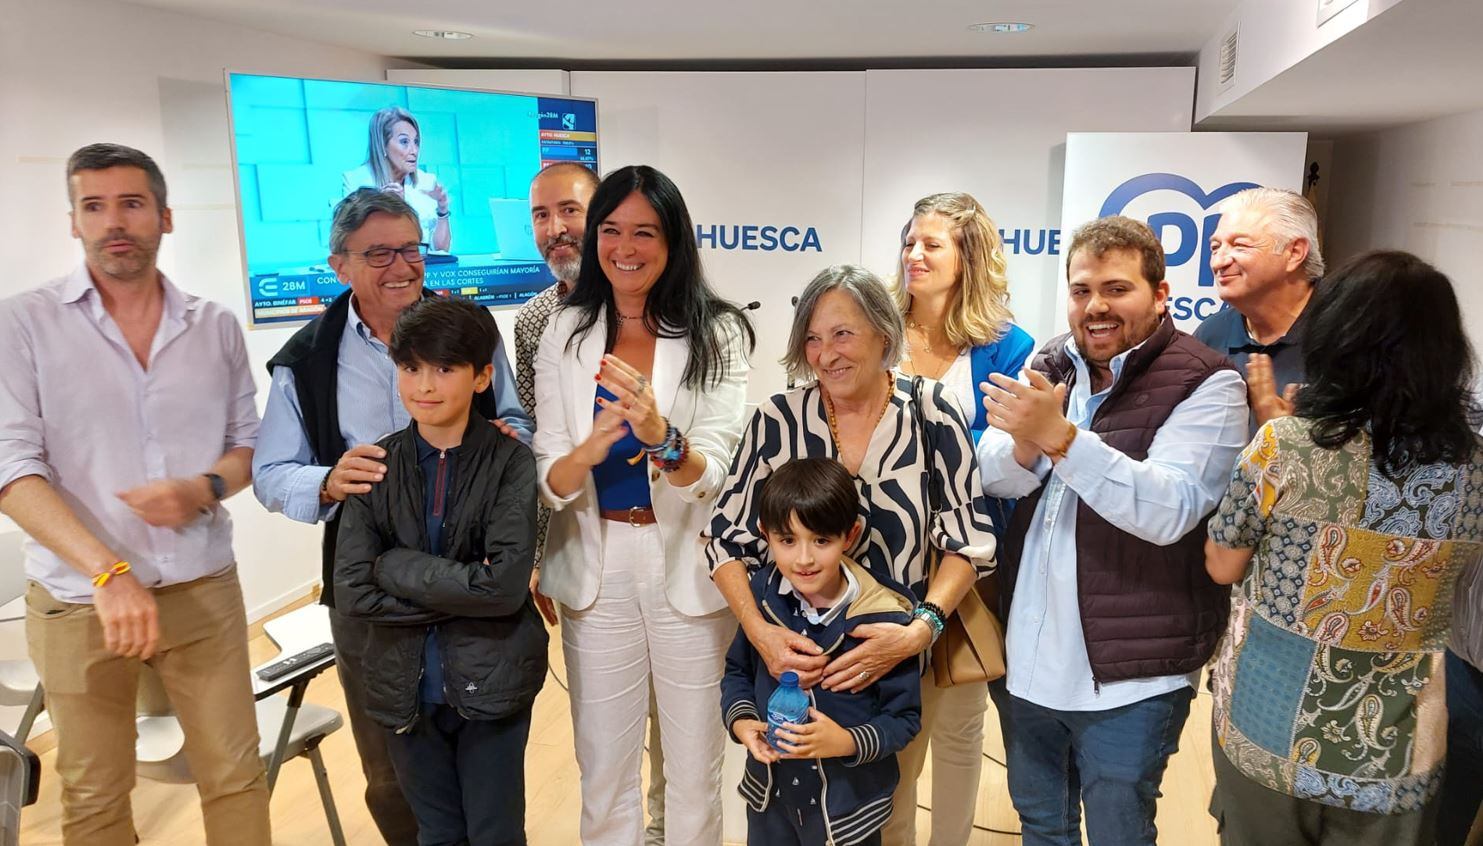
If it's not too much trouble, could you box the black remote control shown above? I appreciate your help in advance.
[255,642,335,682]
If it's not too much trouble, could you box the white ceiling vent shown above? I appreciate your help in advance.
[1218,24,1239,90]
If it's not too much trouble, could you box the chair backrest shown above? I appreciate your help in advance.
[0,727,39,846]
[0,532,25,608]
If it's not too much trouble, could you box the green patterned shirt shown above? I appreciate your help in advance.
[1208,416,1483,814]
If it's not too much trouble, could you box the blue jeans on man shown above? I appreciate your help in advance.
[1439,649,1483,846]
[995,685,1193,846]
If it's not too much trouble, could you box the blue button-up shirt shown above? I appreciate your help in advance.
[252,296,531,525]
[977,338,1248,711]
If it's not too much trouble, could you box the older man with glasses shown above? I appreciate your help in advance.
[252,188,531,844]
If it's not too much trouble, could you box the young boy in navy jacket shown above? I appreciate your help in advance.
[335,297,546,846]
[721,457,922,846]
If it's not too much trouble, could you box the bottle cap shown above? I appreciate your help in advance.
[780,671,799,686]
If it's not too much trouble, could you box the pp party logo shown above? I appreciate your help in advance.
[1099,173,1258,289]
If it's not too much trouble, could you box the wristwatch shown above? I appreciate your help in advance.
[203,472,226,502]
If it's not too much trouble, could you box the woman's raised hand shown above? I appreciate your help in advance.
[596,354,669,446]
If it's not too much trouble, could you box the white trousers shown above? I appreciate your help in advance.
[881,677,991,846]
[561,521,733,846]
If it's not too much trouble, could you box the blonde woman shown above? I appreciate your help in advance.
[343,106,452,252]
[894,192,1033,443]
[884,191,1032,844]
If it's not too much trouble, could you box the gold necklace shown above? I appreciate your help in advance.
[823,372,895,451]
[905,314,957,359]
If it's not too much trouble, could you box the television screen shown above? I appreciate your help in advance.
[225,72,599,325]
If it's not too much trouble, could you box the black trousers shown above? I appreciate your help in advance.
[329,608,420,845]
[385,702,533,846]
[747,803,883,846]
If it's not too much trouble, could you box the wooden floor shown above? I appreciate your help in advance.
[16,604,1221,845]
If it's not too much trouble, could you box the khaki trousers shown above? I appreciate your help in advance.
[882,677,991,846]
[25,569,271,846]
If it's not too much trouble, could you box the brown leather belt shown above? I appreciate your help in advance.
[600,506,657,526]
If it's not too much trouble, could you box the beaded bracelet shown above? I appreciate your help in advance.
[651,433,689,474]
[92,561,132,589]
[645,424,689,473]
[912,604,946,644]
[921,600,948,623]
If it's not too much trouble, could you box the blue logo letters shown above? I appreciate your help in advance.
[1098,172,1258,288]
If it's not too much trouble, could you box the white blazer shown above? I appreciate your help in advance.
[533,305,751,617]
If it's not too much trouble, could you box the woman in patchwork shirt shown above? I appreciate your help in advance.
[1204,250,1483,846]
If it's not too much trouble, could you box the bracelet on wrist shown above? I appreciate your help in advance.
[642,422,678,454]
[921,600,948,623]
[1044,419,1078,461]
[92,561,132,589]
[646,424,689,473]
[911,604,946,644]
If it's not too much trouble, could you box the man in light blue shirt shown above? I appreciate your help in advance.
[976,216,1247,845]
[252,189,531,844]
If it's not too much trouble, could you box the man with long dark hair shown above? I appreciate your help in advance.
[1206,251,1483,845]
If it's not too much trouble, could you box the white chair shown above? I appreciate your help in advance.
[0,726,39,846]
[135,603,346,846]
[0,598,44,745]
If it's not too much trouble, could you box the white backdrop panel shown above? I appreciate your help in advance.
[860,67,1195,346]
[569,71,868,402]
[1058,131,1308,335]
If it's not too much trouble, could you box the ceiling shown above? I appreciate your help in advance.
[120,0,1240,65]
[1198,0,1483,134]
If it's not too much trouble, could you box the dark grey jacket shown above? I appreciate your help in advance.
[334,415,547,730]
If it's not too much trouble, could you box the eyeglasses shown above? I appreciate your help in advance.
[342,243,429,268]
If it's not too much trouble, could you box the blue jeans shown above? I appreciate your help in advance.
[999,686,1193,846]
[1439,649,1483,846]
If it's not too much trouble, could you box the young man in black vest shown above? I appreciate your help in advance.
[975,216,1248,845]
[251,189,532,844]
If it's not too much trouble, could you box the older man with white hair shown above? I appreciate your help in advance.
[1195,187,1324,427]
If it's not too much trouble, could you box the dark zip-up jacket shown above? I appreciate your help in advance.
[721,558,921,845]
[334,414,547,729]
[265,289,502,608]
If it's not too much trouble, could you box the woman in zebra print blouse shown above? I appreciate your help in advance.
[703,264,998,845]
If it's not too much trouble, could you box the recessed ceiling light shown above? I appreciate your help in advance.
[413,29,473,40]
[968,22,1034,33]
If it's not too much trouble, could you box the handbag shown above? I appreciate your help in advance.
[910,376,1007,687]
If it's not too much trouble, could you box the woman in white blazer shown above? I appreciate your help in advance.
[533,165,754,846]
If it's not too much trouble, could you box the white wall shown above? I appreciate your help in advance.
[1194,0,1404,123]
[570,70,869,399]
[1325,107,1483,344]
[403,67,1195,398]
[0,0,399,620]
[861,68,1194,343]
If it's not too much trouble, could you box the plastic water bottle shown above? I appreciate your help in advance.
[766,671,811,750]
